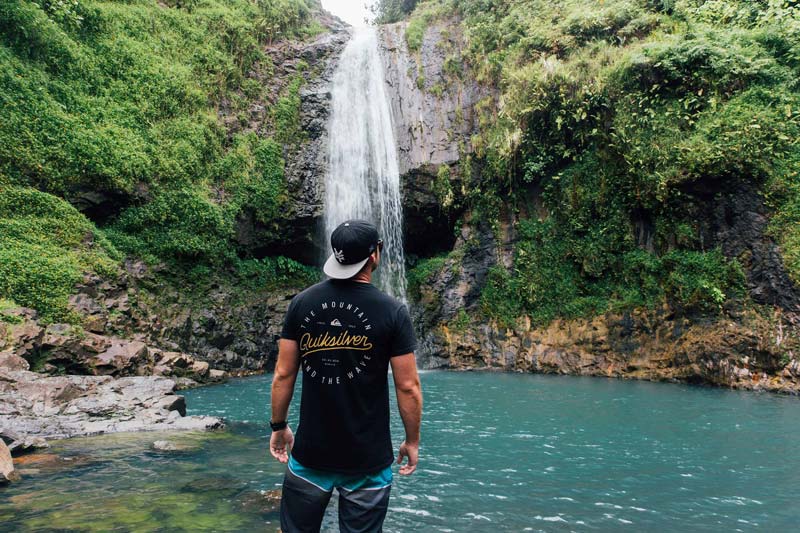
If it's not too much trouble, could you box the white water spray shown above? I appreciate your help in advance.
[324,28,407,301]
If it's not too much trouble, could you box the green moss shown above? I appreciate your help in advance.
[232,256,317,293]
[407,254,449,300]
[273,76,305,146]
[107,188,233,266]
[766,149,800,285]
[0,186,120,322]
[217,132,287,231]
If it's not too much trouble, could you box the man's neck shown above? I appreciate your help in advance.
[351,272,372,284]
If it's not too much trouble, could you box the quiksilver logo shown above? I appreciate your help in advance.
[330,318,342,327]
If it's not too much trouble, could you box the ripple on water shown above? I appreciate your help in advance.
[3,372,800,532]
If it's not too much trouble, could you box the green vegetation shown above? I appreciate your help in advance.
[0,298,25,324]
[0,0,322,320]
[0,0,316,196]
[433,164,455,209]
[404,0,799,325]
[407,253,449,300]
[0,186,121,322]
[371,0,420,24]
[404,0,448,51]
[106,188,234,265]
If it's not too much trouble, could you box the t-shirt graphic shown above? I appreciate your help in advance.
[280,278,416,474]
[297,298,376,385]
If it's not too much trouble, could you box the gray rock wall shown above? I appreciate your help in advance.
[378,19,488,255]
[378,19,484,175]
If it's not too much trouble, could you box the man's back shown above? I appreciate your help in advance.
[270,219,422,533]
[281,278,416,474]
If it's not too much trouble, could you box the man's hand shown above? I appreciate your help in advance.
[396,440,418,475]
[270,427,294,463]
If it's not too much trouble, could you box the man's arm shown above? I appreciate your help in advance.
[390,352,422,475]
[269,338,300,463]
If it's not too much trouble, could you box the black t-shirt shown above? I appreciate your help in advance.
[280,278,416,474]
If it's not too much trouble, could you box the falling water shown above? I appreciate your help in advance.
[324,28,407,301]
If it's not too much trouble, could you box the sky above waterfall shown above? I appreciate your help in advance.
[321,0,372,27]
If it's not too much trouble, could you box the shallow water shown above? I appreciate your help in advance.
[2,371,800,531]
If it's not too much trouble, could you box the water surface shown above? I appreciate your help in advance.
[2,371,799,531]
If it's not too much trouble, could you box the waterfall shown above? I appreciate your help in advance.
[324,28,407,301]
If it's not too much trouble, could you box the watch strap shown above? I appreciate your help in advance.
[270,419,288,431]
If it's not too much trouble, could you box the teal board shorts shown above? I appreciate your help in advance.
[280,455,393,533]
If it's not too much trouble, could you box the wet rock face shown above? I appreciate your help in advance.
[400,165,459,256]
[0,369,224,442]
[0,259,299,377]
[57,260,293,374]
[413,220,497,327]
[378,19,484,176]
[0,295,231,383]
[132,283,295,373]
[378,19,488,255]
[706,181,800,312]
[231,29,351,264]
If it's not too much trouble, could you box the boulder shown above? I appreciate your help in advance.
[209,369,228,381]
[190,361,209,378]
[0,439,19,483]
[238,488,282,515]
[0,370,224,442]
[6,321,44,359]
[173,377,199,390]
[93,340,149,376]
[0,428,49,454]
[0,351,29,371]
[157,351,193,369]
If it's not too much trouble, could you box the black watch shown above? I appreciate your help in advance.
[270,419,288,431]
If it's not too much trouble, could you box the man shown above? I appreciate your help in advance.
[270,219,423,533]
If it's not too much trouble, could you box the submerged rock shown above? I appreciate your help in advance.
[181,476,244,498]
[238,488,282,516]
[151,439,198,452]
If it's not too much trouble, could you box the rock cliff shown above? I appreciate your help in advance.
[377,18,800,395]
[378,20,487,256]
[232,26,351,264]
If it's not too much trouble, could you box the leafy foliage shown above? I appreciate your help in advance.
[407,254,449,300]
[370,0,419,24]
[0,0,315,196]
[0,186,120,322]
[403,0,798,323]
[107,189,234,265]
[0,0,321,303]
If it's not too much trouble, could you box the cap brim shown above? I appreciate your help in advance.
[323,254,369,279]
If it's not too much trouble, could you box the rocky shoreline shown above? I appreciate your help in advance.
[0,305,229,482]
[414,304,800,395]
